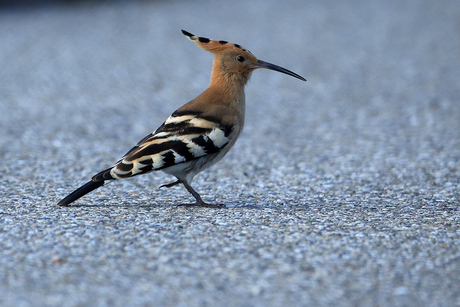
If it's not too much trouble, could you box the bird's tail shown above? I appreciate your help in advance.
[57,180,105,207]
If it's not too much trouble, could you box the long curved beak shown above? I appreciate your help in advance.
[253,60,306,81]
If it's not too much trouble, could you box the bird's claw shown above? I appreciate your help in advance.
[159,180,181,189]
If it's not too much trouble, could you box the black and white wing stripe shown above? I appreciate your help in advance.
[93,110,234,181]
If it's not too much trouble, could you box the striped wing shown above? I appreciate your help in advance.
[94,110,234,180]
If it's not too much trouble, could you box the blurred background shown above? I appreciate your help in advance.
[1,0,458,182]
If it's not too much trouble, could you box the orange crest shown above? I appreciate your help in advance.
[181,29,252,55]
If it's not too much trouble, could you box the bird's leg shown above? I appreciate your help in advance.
[179,181,226,208]
[159,180,181,189]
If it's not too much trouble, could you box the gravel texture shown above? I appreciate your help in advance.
[1,0,459,306]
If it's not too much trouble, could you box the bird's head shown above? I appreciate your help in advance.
[182,30,306,85]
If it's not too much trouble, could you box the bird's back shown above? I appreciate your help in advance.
[93,86,246,183]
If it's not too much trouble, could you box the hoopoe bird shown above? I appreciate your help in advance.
[58,30,306,208]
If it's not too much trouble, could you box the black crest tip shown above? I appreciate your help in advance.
[181,29,195,38]
[198,37,210,43]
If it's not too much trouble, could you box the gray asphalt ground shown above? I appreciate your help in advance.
[1,0,459,306]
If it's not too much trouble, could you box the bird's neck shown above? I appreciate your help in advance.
[208,77,245,104]
[208,58,251,103]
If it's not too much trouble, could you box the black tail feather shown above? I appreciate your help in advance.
[58,180,104,207]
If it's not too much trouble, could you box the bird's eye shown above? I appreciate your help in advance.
[236,55,245,62]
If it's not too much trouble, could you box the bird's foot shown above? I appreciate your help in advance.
[176,201,226,209]
[159,180,181,189]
